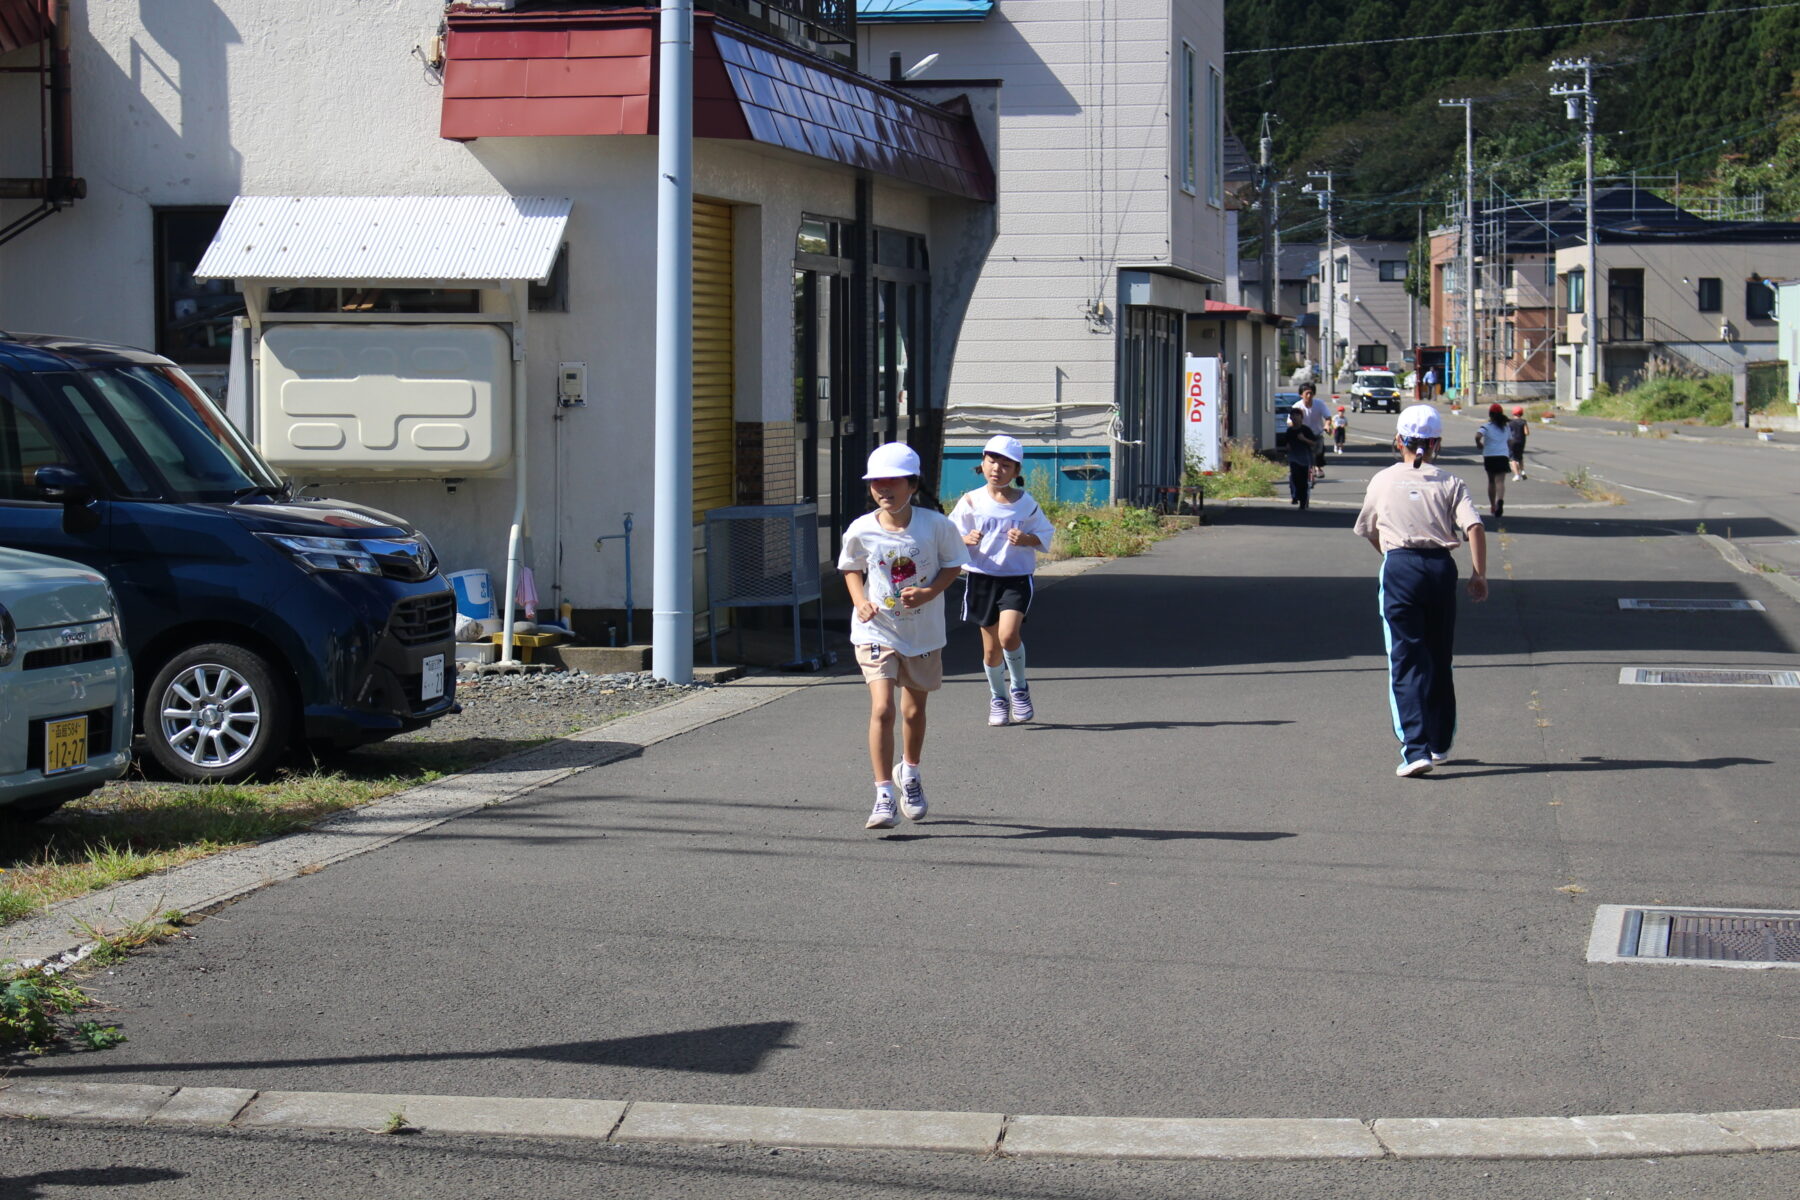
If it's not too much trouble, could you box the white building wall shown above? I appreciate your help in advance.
[0,0,970,613]
[862,0,1225,450]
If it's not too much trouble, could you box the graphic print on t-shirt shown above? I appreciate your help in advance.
[876,544,921,612]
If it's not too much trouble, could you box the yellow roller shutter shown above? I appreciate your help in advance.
[693,199,735,519]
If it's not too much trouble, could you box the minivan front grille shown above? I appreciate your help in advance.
[390,591,455,646]
[22,640,113,671]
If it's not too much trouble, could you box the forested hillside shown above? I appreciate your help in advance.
[1226,1,1800,244]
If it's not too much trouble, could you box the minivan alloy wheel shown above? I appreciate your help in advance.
[144,642,291,782]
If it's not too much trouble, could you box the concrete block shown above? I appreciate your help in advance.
[1002,1115,1384,1161]
[615,1101,1003,1154]
[238,1090,625,1140]
[151,1087,257,1125]
[1374,1113,1755,1159]
[552,645,651,673]
[692,664,745,683]
[1710,1109,1800,1151]
[455,642,499,665]
[0,1081,175,1122]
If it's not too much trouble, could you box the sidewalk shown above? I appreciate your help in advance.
[6,479,1798,1163]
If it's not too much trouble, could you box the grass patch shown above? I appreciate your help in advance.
[1,736,543,927]
[1,965,105,1053]
[1189,438,1286,501]
[1577,374,1786,427]
[1563,465,1624,504]
[1025,468,1181,559]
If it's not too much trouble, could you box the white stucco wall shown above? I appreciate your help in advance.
[0,0,982,613]
[861,1,1227,449]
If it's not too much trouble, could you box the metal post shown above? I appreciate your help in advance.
[652,0,694,683]
[1305,170,1334,388]
[1552,60,1599,404]
[1438,99,1474,400]
[1257,113,1277,316]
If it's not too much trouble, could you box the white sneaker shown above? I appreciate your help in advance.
[1395,759,1434,778]
[866,791,897,829]
[1430,752,1449,765]
[897,764,928,821]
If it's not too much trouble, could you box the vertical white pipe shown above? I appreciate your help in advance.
[500,282,529,664]
[652,0,694,683]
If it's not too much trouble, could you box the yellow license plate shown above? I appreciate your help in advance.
[44,716,89,776]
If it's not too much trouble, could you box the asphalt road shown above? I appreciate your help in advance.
[8,419,1798,1197]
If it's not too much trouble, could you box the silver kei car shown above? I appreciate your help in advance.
[0,547,133,822]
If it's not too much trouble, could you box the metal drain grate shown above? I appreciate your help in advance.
[1589,905,1800,969]
[1619,667,1800,687]
[1617,598,1765,612]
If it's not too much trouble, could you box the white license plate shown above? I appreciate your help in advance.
[45,716,89,776]
[421,654,445,701]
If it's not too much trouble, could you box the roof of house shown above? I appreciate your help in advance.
[857,0,995,22]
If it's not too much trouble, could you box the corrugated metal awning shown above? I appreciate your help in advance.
[858,0,994,22]
[194,195,572,283]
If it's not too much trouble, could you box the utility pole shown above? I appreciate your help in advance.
[1438,98,1475,401]
[1257,113,1278,316]
[1304,170,1334,387]
[1551,59,1599,406]
[652,0,694,683]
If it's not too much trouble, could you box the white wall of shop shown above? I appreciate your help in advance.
[861,1,1228,450]
[0,0,977,613]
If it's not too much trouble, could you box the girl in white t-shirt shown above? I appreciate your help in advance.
[950,435,1057,727]
[839,442,969,829]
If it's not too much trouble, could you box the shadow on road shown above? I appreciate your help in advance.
[16,1021,797,1078]
[882,820,1296,844]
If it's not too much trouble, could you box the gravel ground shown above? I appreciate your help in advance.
[383,667,715,749]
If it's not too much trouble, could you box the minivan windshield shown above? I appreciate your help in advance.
[51,365,285,503]
[1359,373,1397,388]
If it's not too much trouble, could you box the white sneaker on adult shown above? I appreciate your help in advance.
[1430,752,1450,765]
[1395,759,1434,778]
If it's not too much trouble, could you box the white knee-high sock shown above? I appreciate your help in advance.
[1002,646,1027,690]
[984,663,1007,698]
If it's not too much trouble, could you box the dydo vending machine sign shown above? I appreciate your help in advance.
[1183,356,1222,473]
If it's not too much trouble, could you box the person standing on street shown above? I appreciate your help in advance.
[1286,408,1321,511]
[1294,383,1331,482]
[840,442,969,828]
[1332,406,1349,455]
[1353,405,1488,778]
[1422,365,1439,399]
[951,435,1055,727]
[1474,402,1512,518]
[1507,405,1530,480]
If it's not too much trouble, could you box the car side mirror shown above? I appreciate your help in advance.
[36,463,94,504]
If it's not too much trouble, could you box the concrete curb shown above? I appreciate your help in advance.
[2,1082,1795,1162]
[2,672,827,968]
[1700,532,1800,606]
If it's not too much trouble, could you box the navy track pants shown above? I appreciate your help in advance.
[1379,548,1458,766]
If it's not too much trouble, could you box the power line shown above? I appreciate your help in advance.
[1226,1,1800,57]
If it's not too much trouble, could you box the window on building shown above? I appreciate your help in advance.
[1566,269,1585,314]
[1335,257,1348,283]
[1307,279,1319,303]
[1696,277,1721,312]
[1378,260,1406,282]
[1206,65,1223,206]
[154,207,239,365]
[1746,277,1776,321]
[265,287,480,314]
[1357,343,1387,367]
[1503,323,1516,359]
[1179,44,1197,195]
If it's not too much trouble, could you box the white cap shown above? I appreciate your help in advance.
[981,434,1025,463]
[863,441,922,479]
[1396,405,1442,441]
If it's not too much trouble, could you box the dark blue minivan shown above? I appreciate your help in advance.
[0,332,457,782]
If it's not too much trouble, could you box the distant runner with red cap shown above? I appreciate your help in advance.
[1507,406,1530,481]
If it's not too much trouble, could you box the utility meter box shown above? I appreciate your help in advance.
[257,323,513,474]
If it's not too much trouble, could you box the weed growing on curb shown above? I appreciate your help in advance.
[1695,522,1708,536]
[1024,469,1181,559]
[1,966,97,1053]
[377,1110,413,1135]
[1562,466,1623,505]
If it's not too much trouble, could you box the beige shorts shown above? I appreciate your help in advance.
[855,643,944,692]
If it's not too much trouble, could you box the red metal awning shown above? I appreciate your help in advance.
[0,0,54,56]
[440,8,992,202]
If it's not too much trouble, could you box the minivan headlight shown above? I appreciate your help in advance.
[256,533,383,575]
